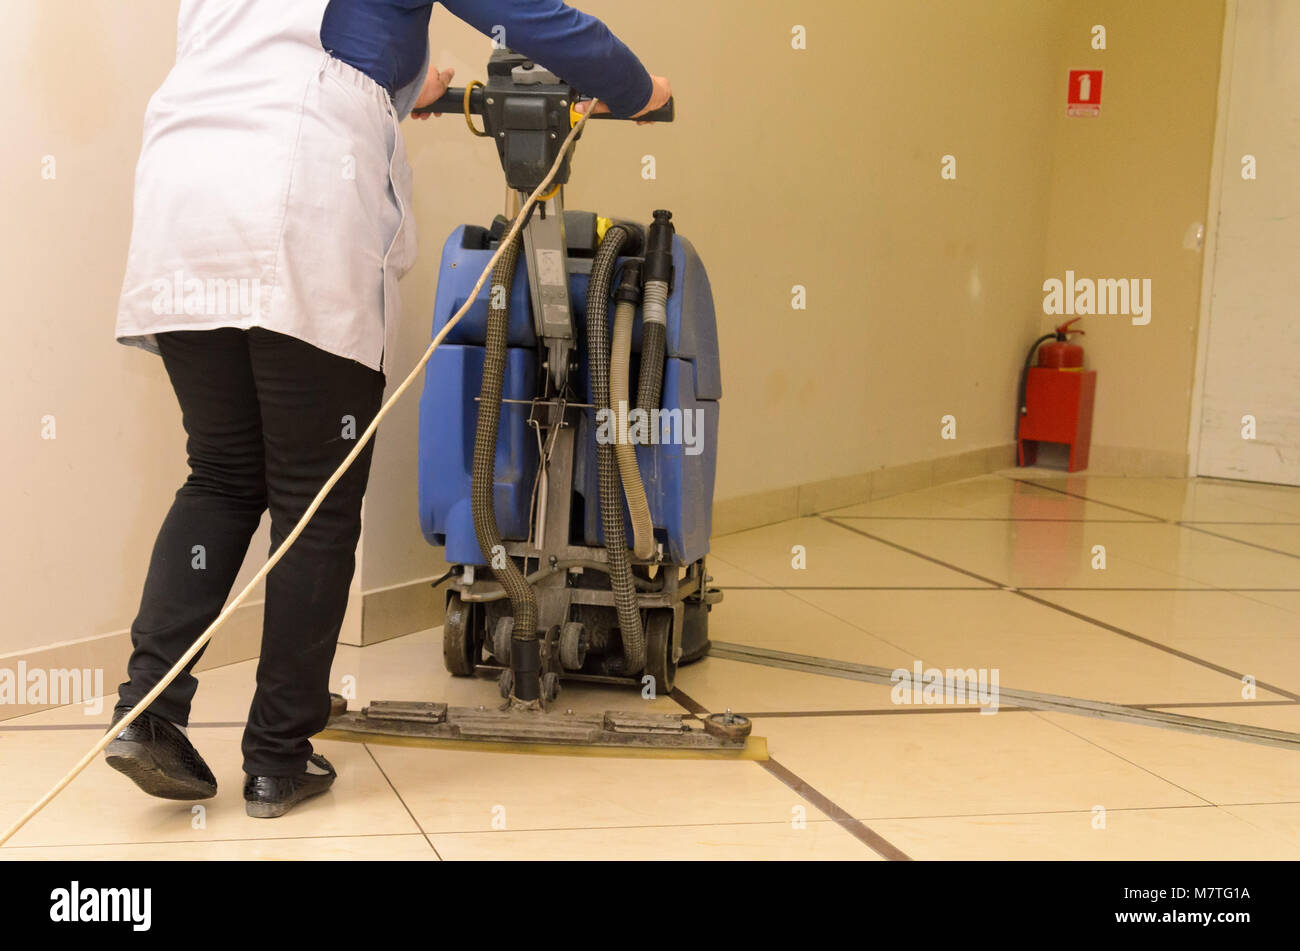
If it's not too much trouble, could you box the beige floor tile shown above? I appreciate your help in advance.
[1219,802,1300,852]
[794,589,1268,704]
[829,474,1149,522]
[753,712,1200,819]
[1238,590,1300,615]
[0,834,438,861]
[1198,481,1300,518]
[1034,705,1300,806]
[871,806,1299,860]
[428,819,877,860]
[10,472,1299,860]
[696,554,771,588]
[837,519,1211,587]
[824,494,982,519]
[1033,590,1300,696]
[368,745,802,835]
[675,655,900,714]
[1021,474,1300,522]
[709,517,987,589]
[844,516,1300,589]
[706,588,916,664]
[1112,523,1300,588]
[0,726,418,849]
[1184,522,1300,558]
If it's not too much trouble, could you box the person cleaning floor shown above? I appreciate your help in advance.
[108,0,672,818]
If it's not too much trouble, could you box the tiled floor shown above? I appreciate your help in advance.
[3,470,1299,860]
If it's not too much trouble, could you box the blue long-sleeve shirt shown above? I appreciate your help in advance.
[321,0,653,118]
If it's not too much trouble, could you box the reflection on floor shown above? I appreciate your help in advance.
[3,470,1299,860]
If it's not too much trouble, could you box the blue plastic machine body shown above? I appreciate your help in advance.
[417,222,721,567]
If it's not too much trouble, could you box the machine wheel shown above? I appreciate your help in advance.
[491,616,514,664]
[702,710,751,741]
[643,608,677,695]
[541,672,561,703]
[559,622,588,670]
[443,592,477,676]
[678,599,713,665]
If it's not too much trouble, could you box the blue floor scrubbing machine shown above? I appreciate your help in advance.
[326,49,750,751]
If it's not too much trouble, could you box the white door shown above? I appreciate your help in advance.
[1196,0,1300,485]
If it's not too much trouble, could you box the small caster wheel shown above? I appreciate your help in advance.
[702,709,751,742]
[498,668,514,699]
[541,671,561,703]
[492,616,514,664]
[443,592,477,676]
[328,693,347,718]
[559,621,588,670]
[644,608,677,694]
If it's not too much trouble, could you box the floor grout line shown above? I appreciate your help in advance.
[1003,476,1170,521]
[1028,710,1218,808]
[1177,520,1300,560]
[362,742,442,859]
[671,687,909,860]
[821,517,1004,588]
[1006,474,1300,562]
[1016,590,1300,702]
[820,515,1300,702]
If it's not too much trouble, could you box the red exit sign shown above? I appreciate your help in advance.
[1067,69,1103,117]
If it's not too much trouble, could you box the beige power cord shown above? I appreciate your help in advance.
[0,105,595,848]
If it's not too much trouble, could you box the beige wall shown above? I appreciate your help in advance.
[2,1,204,658]
[364,0,1069,592]
[1041,0,1226,474]
[567,0,1063,499]
[2,0,1224,658]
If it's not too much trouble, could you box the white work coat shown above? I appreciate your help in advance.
[115,0,428,374]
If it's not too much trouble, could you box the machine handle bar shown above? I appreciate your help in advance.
[412,86,675,123]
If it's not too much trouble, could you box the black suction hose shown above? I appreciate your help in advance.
[471,232,540,700]
[587,225,645,673]
[1015,333,1057,434]
[635,210,675,414]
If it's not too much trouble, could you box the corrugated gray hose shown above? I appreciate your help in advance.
[587,225,645,673]
[635,280,668,414]
[471,232,536,646]
[611,288,655,561]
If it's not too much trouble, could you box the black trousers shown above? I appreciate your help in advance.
[116,328,385,776]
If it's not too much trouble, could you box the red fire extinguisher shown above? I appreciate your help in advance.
[1018,317,1085,417]
[1016,316,1096,471]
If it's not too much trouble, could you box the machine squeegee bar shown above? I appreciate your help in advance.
[321,704,767,760]
[709,642,1300,753]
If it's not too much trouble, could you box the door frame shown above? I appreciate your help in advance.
[1186,0,1239,477]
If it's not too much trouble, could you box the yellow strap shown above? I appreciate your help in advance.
[465,80,489,137]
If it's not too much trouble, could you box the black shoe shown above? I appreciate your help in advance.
[104,708,218,801]
[243,753,337,818]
